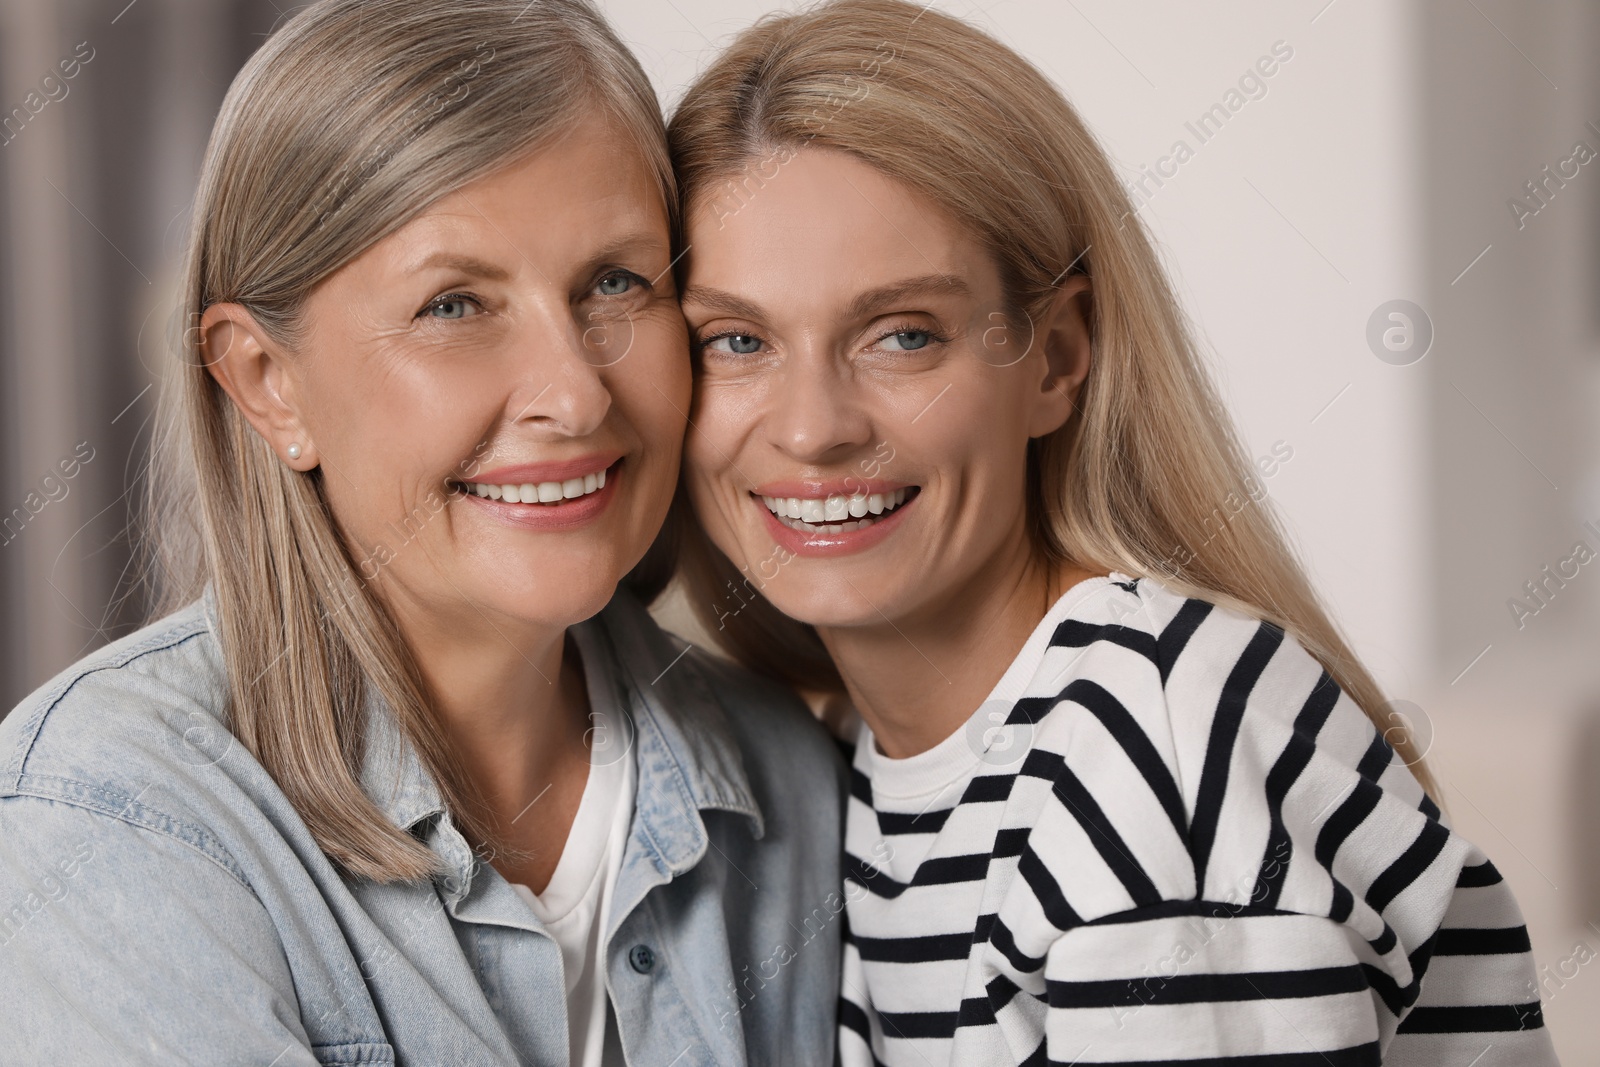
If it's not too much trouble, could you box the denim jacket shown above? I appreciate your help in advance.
[0,586,846,1066]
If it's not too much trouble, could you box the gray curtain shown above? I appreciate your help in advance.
[0,0,283,711]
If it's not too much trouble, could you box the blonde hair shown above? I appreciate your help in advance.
[667,0,1435,794]
[147,0,676,882]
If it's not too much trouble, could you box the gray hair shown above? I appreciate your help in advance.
[149,0,672,881]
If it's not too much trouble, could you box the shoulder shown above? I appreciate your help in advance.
[600,587,846,783]
[677,642,850,839]
[0,600,253,884]
[1038,574,1398,797]
[0,599,226,790]
[1116,575,1428,813]
[685,643,842,771]
[1040,571,1300,697]
[595,589,848,840]
[1022,574,1433,902]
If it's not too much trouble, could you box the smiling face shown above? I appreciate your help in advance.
[681,147,1087,632]
[267,118,687,640]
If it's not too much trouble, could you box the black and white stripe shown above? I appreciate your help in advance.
[838,574,1557,1066]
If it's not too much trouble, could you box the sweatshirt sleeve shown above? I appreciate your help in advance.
[1043,904,1385,1063]
[1035,609,1559,1065]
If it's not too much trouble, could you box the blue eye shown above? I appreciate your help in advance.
[881,330,931,351]
[597,273,635,296]
[707,334,763,355]
[425,296,478,320]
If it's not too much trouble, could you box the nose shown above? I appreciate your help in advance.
[763,345,874,464]
[507,302,613,437]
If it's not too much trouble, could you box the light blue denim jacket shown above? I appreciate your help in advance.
[0,586,846,1066]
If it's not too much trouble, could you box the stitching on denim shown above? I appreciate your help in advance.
[312,1040,396,1065]
[9,774,252,891]
[631,706,704,873]
[1,618,210,791]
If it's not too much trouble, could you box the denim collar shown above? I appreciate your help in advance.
[356,585,763,897]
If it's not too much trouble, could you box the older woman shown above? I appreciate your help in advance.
[0,1,842,1064]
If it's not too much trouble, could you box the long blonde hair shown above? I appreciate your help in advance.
[667,0,1435,793]
[147,0,677,882]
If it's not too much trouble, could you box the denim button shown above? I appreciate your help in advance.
[628,944,655,974]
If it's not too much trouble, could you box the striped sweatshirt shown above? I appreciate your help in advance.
[838,572,1558,1066]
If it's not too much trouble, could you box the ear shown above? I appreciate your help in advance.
[1025,275,1092,439]
[199,303,318,470]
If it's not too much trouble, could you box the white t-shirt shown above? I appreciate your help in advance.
[511,632,636,1067]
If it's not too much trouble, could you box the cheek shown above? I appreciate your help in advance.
[623,318,691,443]
[649,338,694,430]
[302,363,485,538]
[682,413,747,551]
[683,376,751,477]
[682,424,728,511]
[323,378,457,479]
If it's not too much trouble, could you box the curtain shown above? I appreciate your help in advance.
[0,0,282,711]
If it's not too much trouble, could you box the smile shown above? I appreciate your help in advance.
[459,468,606,505]
[758,487,915,534]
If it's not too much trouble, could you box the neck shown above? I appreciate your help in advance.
[818,539,1101,760]
[385,593,593,890]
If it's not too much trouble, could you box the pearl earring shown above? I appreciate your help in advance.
[286,443,302,461]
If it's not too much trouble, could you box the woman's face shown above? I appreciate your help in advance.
[259,120,687,638]
[681,147,1086,632]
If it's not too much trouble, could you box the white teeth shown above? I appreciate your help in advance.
[760,487,915,531]
[461,468,611,506]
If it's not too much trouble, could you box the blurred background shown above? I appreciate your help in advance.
[2,0,1596,1058]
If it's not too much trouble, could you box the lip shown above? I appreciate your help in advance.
[457,458,622,531]
[755,485,919,557]
[464,452,623,486]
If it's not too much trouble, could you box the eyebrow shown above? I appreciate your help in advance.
[407,230,672,284]
[679,285,766,320]
[683,272,973,322]
[583,230,673,275]
[406,252,514,281]
[846,273,972,319]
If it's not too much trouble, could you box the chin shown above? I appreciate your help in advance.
[478,549,633,627]
[760,569,906,631]
[501,584,619,632]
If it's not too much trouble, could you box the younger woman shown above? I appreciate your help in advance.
[668,2,1558,1064]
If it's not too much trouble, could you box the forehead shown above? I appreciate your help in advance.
[683,147,996,304]
[380,120,670,261]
